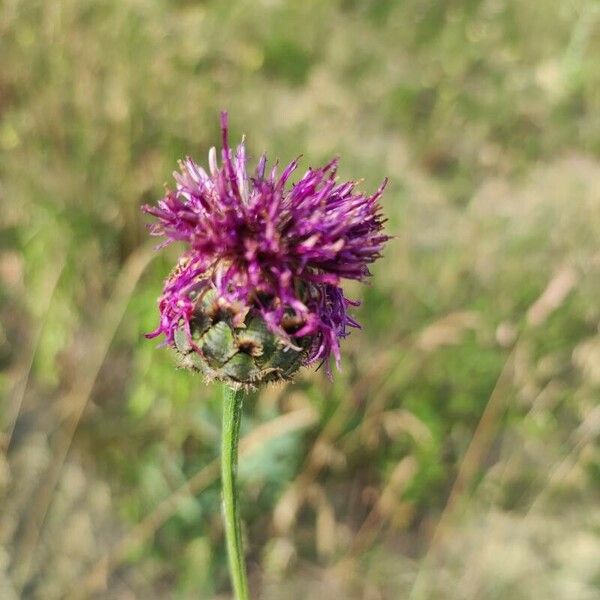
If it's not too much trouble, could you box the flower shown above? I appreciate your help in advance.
[143,112,389,385]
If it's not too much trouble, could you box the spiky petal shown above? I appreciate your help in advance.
[144,112,389,374]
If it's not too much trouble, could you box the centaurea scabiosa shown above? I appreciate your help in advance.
[143,113,389,599]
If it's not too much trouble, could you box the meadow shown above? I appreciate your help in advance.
[1,1,599,598]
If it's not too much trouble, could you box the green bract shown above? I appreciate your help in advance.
[173,289,310,389]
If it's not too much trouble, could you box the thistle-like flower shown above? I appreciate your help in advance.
[143,113,389,388]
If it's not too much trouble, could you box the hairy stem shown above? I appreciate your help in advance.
[221,386,250,600]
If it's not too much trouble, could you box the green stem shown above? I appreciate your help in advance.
[221,385,250,600]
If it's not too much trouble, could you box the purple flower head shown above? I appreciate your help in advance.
[144,113,389,376]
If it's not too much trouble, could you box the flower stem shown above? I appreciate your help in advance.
[221,385,250,600]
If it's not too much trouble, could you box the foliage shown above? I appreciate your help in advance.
[1,1,599,598]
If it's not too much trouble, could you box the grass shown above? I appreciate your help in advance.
[1,1,599,598]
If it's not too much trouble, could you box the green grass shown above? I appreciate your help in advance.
[1,1,599,598]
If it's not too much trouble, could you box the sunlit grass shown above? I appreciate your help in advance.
[1,1,599,598]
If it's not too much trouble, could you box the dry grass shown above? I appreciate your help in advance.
[1,1,599,598]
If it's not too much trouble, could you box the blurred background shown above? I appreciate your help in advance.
[1,0,600,598]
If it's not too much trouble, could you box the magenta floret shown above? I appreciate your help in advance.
[143,113,389,373]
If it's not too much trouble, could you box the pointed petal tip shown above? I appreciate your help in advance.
[208,146,218,175]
